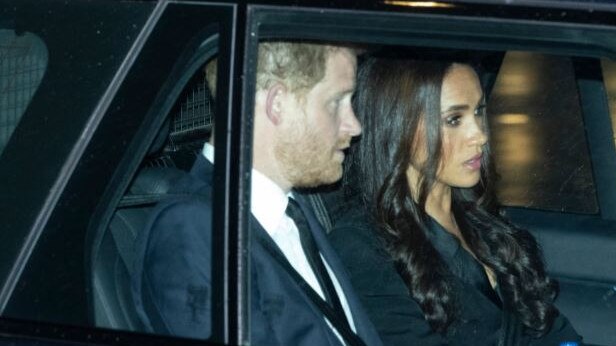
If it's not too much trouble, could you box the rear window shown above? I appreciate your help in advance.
[489,51,597,214]
[601,58,616,151]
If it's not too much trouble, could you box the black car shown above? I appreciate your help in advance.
[0,0,615,345]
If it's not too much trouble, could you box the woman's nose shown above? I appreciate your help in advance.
[469,119,487,146]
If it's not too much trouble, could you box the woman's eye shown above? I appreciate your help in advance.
[445,114,462,127]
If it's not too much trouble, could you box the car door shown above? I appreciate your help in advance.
[249,3,616,345]
[0,0,242,344]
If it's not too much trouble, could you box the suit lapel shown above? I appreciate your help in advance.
[250,218,341,343]
[293,195,383,346]
[251,215,371,346]
[250,217,320,311]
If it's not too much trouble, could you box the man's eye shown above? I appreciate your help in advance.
[329,99,341,113]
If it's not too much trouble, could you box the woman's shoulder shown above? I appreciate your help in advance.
[327,199,450,346]
[329,200,384,254]
[327,199,406,292]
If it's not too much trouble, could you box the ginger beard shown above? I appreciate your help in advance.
[274,116,350,188]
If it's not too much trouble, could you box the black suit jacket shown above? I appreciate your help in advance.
[329,206,583,346]
[131,156,383,346]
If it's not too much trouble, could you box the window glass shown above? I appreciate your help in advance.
[0,1,232,344]
[0,29,47,156]
[601,58,616,150]
[489,51,597,213]
[81,16,223,343]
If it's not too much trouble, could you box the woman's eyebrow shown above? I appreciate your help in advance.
[442,93,486,114]
[441,104,470,113]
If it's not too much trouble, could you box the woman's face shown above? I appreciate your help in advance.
[437,64,487,188]
[410,64,487,190]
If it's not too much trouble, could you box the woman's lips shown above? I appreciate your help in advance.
[464,154,482,170]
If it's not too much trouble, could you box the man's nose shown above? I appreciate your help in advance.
[343,106,362,137]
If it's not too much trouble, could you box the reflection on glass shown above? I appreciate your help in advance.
[383,1,455,7]
[600,58,616,148]
[489,51,597,213]
[496,113,530,125]
[493,51,539,97]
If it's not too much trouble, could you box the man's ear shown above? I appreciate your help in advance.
[265,83,286,126]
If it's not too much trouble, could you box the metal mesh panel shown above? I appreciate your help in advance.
[0,30,48,155]
[143,75,214,169]
[167,77,214,152]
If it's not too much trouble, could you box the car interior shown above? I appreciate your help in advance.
[87,41,615,346]
[2,4,615,345]
[89,61,215,331]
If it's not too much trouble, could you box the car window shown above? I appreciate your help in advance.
[245,6,616,345]
[0,29,47,157]
[489,51,598,214]
[89,56,218,337]
[0,1,236,345]
[77,14,226,346]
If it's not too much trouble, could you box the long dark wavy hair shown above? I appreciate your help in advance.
[348,56,558,336]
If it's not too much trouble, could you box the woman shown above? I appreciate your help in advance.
[329,55,582,345]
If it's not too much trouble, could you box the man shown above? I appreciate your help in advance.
[131,42,382,346]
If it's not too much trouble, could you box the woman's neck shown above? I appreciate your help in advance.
[406,165,457,234]
[426,182,459,237]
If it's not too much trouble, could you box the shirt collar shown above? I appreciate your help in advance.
[202,142,215,163]
[251,168,290,236]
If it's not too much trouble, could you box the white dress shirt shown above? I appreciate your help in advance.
[201,143,356,341]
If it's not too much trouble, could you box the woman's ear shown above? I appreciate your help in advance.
[265,83,286,126]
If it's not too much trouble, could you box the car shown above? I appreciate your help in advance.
[0,0,615,345]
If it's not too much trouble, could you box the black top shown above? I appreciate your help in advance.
[329,205,583,346]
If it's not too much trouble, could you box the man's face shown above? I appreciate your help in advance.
[275,49,361,188]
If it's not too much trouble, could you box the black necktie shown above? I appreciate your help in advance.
[286,198,350,329]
